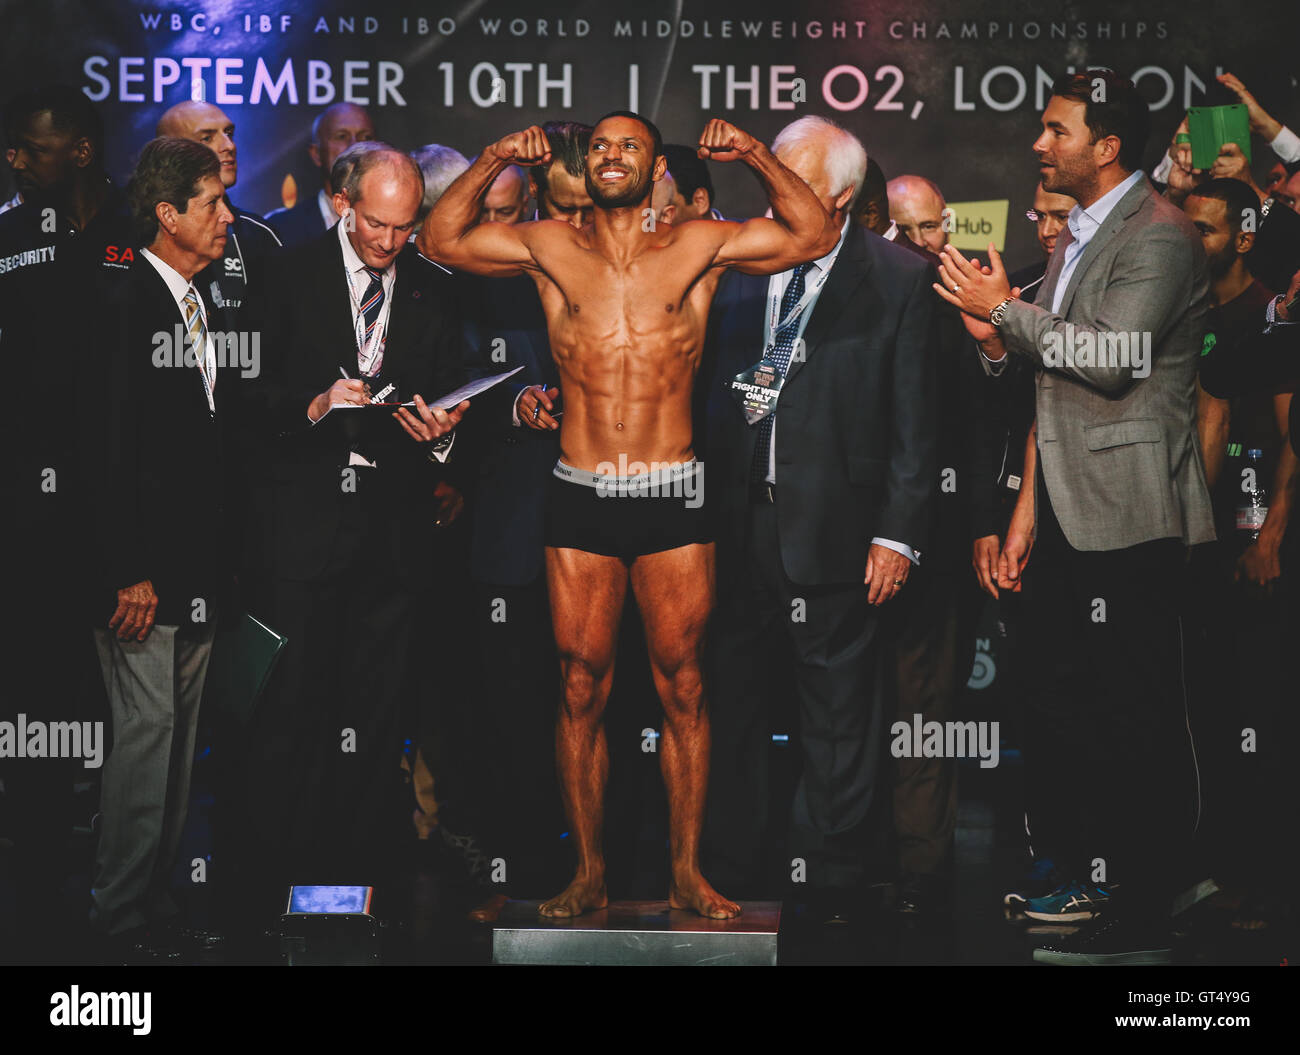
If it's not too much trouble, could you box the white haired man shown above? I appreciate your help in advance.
[703,115,939,922]
[411,144,470,229]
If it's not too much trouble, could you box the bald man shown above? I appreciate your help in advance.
[888,175,949,255]
[238,142,467,916]
[480,163,530,225]
[156,100,281,329]
[266,102,375,247]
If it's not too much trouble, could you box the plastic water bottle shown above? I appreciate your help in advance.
[1235,448,1268,541]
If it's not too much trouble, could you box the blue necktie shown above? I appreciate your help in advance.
[751,262,814,484]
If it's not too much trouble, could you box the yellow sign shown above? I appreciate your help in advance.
[942,199,1010,252]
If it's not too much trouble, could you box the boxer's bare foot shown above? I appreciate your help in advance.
[539,876,607,918]
[670,873,741,919]
[467,893,509,924]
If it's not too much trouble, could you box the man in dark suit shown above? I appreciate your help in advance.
[703,116,938,913]
[878,176,994,917]
[971,183,1074,910]
[88,137,237,953]
[238,141,467,918]
[265,102,375,248]
[444,271,566,913]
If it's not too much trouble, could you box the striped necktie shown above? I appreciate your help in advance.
[358,265,385,376]
[182,286,215,403]
[750,262,814,484]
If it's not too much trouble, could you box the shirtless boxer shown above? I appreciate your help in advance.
[418,112,837,918]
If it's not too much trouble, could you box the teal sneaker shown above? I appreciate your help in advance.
[1022,880,1114,922]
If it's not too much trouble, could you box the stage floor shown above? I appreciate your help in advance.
[0,753,1291,966]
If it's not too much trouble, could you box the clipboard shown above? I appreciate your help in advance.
[316,366,524,421]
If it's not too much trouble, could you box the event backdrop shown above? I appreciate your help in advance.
[1,0,1296,265]
[0,0,1295,700]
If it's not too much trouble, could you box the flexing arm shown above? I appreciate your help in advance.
[702,119,839,275]
[416,127,551,276]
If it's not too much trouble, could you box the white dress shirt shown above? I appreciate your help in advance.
[141,247,216,410]
[330,219,454,463]
[1051,169,1145,314]
[1270,126,1300,164]
[318,188,340,231]
[764,217,919,565]
[337,213,396,364]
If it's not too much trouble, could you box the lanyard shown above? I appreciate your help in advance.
[345,263,391,376]
[764,262,831,357]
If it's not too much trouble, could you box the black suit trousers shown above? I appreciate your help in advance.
[449,576,566,893]
[236,473,415,914]
[706,500,890,893]
[890,563,985,878]
[1023,474,1196,913]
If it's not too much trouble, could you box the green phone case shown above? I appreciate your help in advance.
[1187,104,1252,170]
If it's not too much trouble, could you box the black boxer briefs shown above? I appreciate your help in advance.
[544,459,710,560]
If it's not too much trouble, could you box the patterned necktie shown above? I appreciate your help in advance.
[358,265,385,376]
[182,286,215,404]
[750,262,814,484]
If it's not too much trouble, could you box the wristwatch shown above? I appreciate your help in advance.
[989,297,1014,327]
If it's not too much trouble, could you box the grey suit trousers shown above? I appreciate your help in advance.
[91,623,214,935]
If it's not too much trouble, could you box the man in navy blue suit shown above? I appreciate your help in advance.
[702,116,938,917]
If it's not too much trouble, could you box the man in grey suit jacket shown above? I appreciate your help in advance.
[936,71,1213,965]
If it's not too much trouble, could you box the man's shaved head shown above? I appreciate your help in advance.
[156,100,237,188]
[330,142,423,271]
[888,174,948,253]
